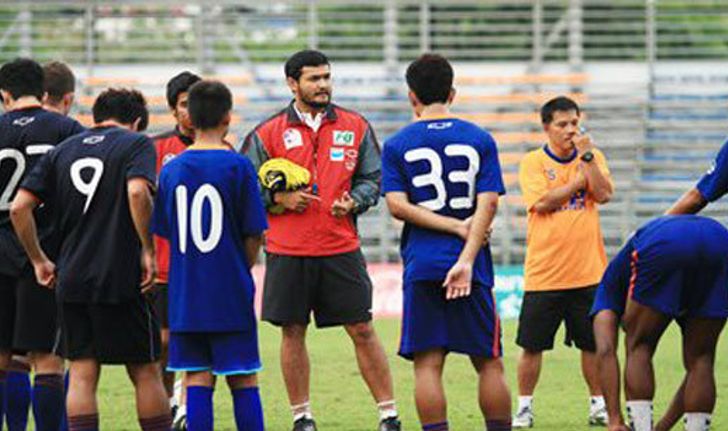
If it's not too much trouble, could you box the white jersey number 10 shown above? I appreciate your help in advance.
[175,184,224,254]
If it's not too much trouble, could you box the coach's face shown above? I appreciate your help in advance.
[544,109,580,153]
[173,91,193,134]
[289,64,332,110]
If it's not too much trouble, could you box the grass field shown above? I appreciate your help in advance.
[88,319,727,430]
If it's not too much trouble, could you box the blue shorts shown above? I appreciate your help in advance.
[630,235,728,319]
[399,281,502,360]
[168,330,261,376]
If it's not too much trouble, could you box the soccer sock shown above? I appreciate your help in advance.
[6,370,31,431]
[291,401,312,421]
[67,413,99,431]
[486,419,512,431]
[377,399,398,421]
[517,396,533,412]
[232,386,264,431]
[187,386,214,431]
[590,395,606,413]
[32,373,66,431]
[685,412,712,431]
[422,421,449,431]
[626,400,652,431]
[139,414,172,431]
[0,370,8,427]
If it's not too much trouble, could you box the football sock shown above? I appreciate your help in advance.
[187,386,214,431]
[626,400,652,431]
[685,412,711,431]
[422,421,448,431]
[32,374,65,431]
[0,370,8,428]
[232,386,264,431]
[6,370,31,431]
[291,401,312,421]
[486,419,512,431]
[377,399,398,421]
[590,395,605,412]
[59,370,70,431]
[139,414,172,431]
[67,413,98,431]
[517,396,533,412]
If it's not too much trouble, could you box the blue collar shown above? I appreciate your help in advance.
[543,144,577,164]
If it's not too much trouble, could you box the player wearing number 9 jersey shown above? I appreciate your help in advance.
[12,88,173,430]
[152,80,267,431]
[382,54,512,431]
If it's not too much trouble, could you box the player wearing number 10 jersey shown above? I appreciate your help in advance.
[12,88,172,430]
[382,54,512,431]
[152,80,267,431]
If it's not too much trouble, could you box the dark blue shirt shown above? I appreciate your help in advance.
[696,139,728,202]
[381,117,505,287]
[152,150,268,332]
[21,126,156,303]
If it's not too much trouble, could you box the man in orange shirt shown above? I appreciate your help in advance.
[513,97,613,428]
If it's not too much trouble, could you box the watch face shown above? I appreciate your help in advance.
[581,151,594,162]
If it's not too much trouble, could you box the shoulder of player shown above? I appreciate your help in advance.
[150,129,176,142]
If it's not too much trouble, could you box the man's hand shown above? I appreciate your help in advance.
[575,165,587,190]
[275,189,319,213]
[33,259,56,289]
[573,132,595,155]
[140,247,156,294]
[443,260,473,300]
[331,191,357,218]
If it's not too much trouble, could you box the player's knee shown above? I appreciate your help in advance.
[126,362,162,386]
[226,372,257,389]
[281,324,307,341]
[346,321,375,345]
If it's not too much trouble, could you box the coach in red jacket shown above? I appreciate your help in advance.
[242,50,400,431]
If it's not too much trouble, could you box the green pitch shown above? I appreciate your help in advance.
[88,319,727,430]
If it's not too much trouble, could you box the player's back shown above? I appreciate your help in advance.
[382,117,505,287]
[25,125,155,303]
[154,149,267,332]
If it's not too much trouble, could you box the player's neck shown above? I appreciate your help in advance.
[192,129,228,149]
[417,103,450,119]
[7,96,42,111]
[546,141,574,159]
[43,103,65,115]
[94,120,131,130]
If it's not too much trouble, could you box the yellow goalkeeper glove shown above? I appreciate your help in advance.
[258,158,311,214]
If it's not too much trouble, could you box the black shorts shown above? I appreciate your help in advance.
[59,295,161,364]
[0,228,27,278]
[0,272,60,355]
[516,286,597,352]
[150,283,169,330]
[262,250,373,328]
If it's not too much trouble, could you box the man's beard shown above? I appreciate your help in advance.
[301,92,331,110]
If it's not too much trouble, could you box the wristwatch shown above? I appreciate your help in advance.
[580,150,594,163]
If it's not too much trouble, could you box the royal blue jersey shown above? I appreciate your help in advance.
[21,126,155,303]
[152,149,268,333]
[697,139,728,202]
[591,215,728,317]
[382,117,505,287]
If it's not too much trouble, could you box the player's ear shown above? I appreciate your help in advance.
[447,88,456,105]
[407,90,419,108]
[222,111,231,127]
[131,117,142,132]
[63,93,74,115]
[286,76,298,95]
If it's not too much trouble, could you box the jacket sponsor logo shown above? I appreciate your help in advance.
[283,128,303,150]
[545,168,556,181]
[330,147,345,161]
[333,130,355,146]
[13,117,35,126]
[82,135,105,145]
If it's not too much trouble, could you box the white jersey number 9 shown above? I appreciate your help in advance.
[175,184,224,254]
[70,158,104,214]
[404,144,480,211]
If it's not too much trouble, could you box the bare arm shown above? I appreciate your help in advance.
[582,160,613,204]
[10,190,56,287]
[128,177,155,290]
[244,234,264,269]
[665,188,707,215]
[532,177,585,214]
[593,310,628,430]
[385,191,468,239]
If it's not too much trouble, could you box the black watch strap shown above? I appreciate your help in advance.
[580,150,594,163]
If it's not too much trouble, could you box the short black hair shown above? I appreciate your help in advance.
[188,80,232,130]
[43,61,75,104]
[92,88,149,131]
[406,53,453,105]
[166,71,201,108]
[284,50,329,81]
[541,96,580,124]
[0,58,44,100]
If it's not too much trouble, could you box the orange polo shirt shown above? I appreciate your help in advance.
[519,145,610,292]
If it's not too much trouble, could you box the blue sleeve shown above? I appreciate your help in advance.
[696,140,728,202]
[150,169,170,238]
[238,157,268,237]
[476,132,506,195]
[591,238,634,317]
[126,136,157,185]
[381,139,407,194]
